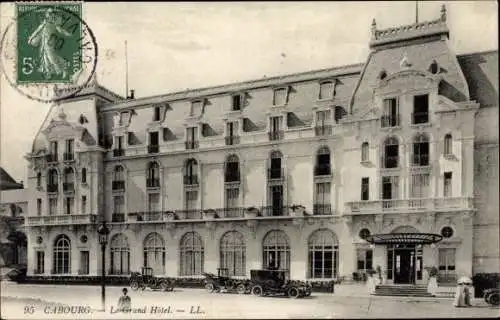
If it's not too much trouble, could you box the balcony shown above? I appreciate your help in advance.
[147,178,160,189]
[381,156,399,169]
[131,211,163,222]
[148,144,159,154]
[185,141,199,150]
[314,125,332,136]
[218,207,245,218]
[46,154,58,163]
[412,112,429,125]
[112,180,125,191]
[225,136,240,146]
[62,182,74,193]
[267,168,284,180]
[47,184,59,193]
[411,154,430,167]
[26,214,98,226]
[112,213,125,222]
[345,197,474,214]
[314,164,332,176]
[63,153,74,161]
[380,115,400,128]
[183,175,199,186]
[313,203,332,215]
[268,131,284,141]
[113,149,125,157]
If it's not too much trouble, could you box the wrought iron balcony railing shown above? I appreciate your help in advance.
[346,197,475,213]
[314,125,332,136]
[412,112,429,125]
[112,180,125,191]
[268,131,284,141]
[148,145,159,154]
[185,141,199,150]
[183,175,199,186]
[26,214,98,226]
[146,178,160,188]
[63,153,74,161]
[113,149,125,157]
[380,114,401,128]
[313,203,332,215]
[225,136,240,146]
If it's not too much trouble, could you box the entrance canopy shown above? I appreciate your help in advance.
[364,232,443,245]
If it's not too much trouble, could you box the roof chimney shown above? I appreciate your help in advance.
[127,89,135,99]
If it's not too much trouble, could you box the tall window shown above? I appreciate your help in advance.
[412,94,429,124]
[225,155,240,182]
[63,167,74,191]
[110,234,130,275]
[383,137,399,168]
[37,199,42,216]
[361,177,369,201]
[64,197,74,215]
[115,136,124,150]
[381,98,399,127]
[81,168,87,183]
[411,174,430,198]
[315,110,332,136]
[36,251,44,274]
[65,139,74,158]
[144,233,165,275]
[444,134,452,155]
[314,182,331,215]
[179,232,204,276]
[81,195,86,213]
[273,88,287,106]
[119,111,130,126]
[269,151,282,179]
[153,106,161,121]
[37,172,42,187]
[113,196,125,222]
[53,235,71,274]
[308,229,338,279]
[149,131,159,146]
[50,141,58,158]
[412,134,430,166]
[361,142,369,162]
[382,176,399,201]
[185,190,198,211]
[269,116,282,140]
[47,169,58,191]
[184,159,198,185]
[444,172,452,197]
[49,198,58,215]
[315,146,331,176]
[147,161,160,188]
[232,94,242,111]
[356,249,373,272]
[319,81,334,100]
[225,188,239,211]
[148,193,160,212]
[79,251,89,275]
[220,231,245,276]
[438,248,456,283]
[262,230,290,274]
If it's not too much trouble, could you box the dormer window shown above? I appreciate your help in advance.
[273,87,288,106]
[232,94,243,111]
[190,100,203,117]
[119,111,131,126]
[430,60,439,74]
[319,81,335,100]
[185,127,199,150]
[153,106,161,122]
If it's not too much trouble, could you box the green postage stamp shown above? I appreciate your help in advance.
[17,3,82,83]
[0,2,97,102]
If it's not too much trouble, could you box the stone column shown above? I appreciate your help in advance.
[339,216,355,280]
[289,224,306,280]
[203,224,218,273]
[458,211,474,276]
[245,222,260,277]
[165,226,178,277]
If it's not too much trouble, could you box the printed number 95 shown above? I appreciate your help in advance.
[22,57,34,75]
[24,306,35,314]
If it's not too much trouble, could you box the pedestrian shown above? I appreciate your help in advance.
[117,287,131,311]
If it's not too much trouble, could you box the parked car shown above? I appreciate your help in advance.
[249,269,310,298]
[130,267,174,292]
[204,268,250,294]
[483,288,500,306]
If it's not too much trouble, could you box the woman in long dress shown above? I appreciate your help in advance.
[453,283,466,307]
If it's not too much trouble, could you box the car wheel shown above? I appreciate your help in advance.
[288,287,300,299]
[305,290,312,297]
[159,281,169,291]
[236,283,246,295]
[130,281,139,291]
[489,293,500,306]
[251,285,264,297]
[205,283,215,293]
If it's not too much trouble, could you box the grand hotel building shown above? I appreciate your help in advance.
[24,6,498,285]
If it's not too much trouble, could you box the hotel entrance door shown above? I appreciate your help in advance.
[387,244,423,284]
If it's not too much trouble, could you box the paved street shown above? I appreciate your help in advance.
[1,281,499,319]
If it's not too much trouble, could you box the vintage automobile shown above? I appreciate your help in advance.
[483,288,500,306]
[204,268,250,294]
[130,267,175,292]
[249,269,310,298]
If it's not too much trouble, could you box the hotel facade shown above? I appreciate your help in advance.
[23,6,499,285]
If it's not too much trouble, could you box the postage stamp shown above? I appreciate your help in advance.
[0,2,98,102]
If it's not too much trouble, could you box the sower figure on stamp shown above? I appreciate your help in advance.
[117,288,131,311]
[28,8,71,80]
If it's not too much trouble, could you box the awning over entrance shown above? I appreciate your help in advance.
[364,232,443,245]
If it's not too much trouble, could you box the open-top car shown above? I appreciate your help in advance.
[249,269,310,298]
[130,267,174,292]
[483,288,500,306]
[204,268,250,294]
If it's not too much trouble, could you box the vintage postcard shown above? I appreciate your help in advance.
[0,1,498,319]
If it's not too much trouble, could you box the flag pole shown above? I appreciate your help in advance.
[125,40,129,97]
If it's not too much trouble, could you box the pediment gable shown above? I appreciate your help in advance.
[42,109,86,141]
[376,69,439,93]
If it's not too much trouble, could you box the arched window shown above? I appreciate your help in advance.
[179,232,204,276]
[361,142,369,162]
[308,229,338,279]
[412,133,430,166]
[110,234,130,275]
[383,137,399,168]
[147,162,160,188]
[81,168,87,184]
[444,134,452,155]
[184,159,198,185]
[269,151,283,179]
[48,169,58,185]
[315,146,331,176]
[262,230,290,274]
[225,155,240,183]
[220,231,245,276]
[143,233,165,274]
[53,235,71,274]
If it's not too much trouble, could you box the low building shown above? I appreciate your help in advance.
[23,6,498,284]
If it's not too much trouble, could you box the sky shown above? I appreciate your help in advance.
[0,1,498,183]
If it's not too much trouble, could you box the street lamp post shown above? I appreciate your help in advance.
[97,222,110,311]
